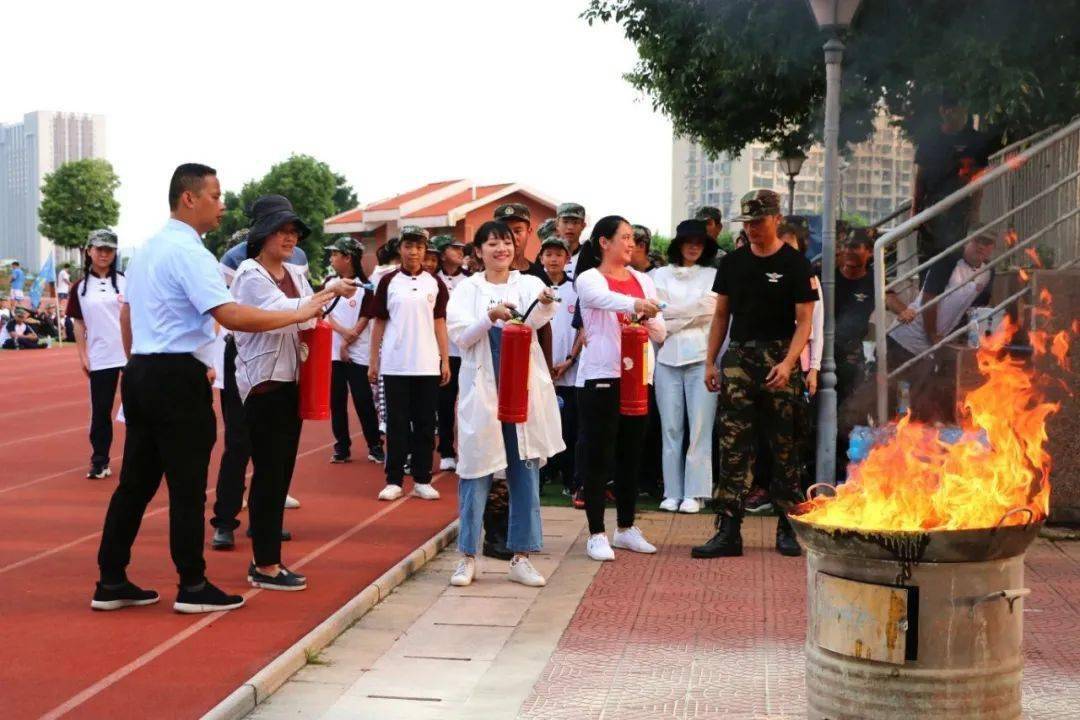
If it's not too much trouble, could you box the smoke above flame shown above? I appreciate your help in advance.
[796,307,1072,532]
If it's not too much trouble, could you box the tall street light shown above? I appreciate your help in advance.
[780,152,807,216]
[806,0,861,486]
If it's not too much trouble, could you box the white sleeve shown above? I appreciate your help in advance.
[522,277,557,330]
[576,269,637,314]
[231,269,305,336]
[447,280,492,350]
[809,286,824,371]
[638,273,667,344]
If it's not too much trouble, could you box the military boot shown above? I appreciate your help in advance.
[775,514,802,557]
[691,512,743,558]
[482,514,513,561]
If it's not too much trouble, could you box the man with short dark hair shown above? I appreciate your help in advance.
[555,202,586,277]
[93,164,333,614]
[695,206,726,267]
[630,225,658,273]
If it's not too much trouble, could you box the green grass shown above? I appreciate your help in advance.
[538,479,665,513]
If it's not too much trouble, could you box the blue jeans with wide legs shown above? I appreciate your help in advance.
[655,360,717,501]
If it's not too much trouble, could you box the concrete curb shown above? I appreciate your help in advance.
[201,519,459,720]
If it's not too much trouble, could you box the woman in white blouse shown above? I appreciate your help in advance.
[649,220,718,513]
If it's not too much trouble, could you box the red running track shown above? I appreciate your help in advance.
[0,346,459,719]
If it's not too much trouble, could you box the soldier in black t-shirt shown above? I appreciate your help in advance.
[692,190,817,560]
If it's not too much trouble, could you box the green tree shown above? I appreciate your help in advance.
[38,159,121,250]
[583,0,1080,157]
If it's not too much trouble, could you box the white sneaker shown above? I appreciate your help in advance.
[284,494,300,509]
[439,457,457,471]
[659,498,680,512]
[612,526,657,554]
[450,557,475,586]
[508,556,546,587]
[378,485,403,501]
[586,533,615,561]
[412,483,441,500]
[678,498,701,514]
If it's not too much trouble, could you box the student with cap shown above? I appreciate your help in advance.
[693,190,816,561]
[67,229,127,479]
[433,234,470,472]
[8,261,26,304]
[575,216,666,562]
[231,195,356,590]
[92,164,333,613]
[369,238,402,438]
[446,220,561,587]
[325,236,383,465]
[422,242,441,275]
[554,203,587,278]
[2,306,44,349]
[536,218,557,245]
[649,219,718,513]
[366,225,451,501]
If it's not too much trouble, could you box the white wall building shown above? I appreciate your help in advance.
[672,110,914,231]
[1,111,107,270]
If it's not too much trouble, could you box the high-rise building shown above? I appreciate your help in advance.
[1,111,107,270]
[672,110,914,230]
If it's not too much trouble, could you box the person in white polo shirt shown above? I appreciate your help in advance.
[66,229,127,479]
[367,225,451,501]
[433,234,470,472]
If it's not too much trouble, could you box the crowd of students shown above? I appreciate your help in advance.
[59,160,997,614]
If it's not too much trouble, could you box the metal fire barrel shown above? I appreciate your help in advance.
[791,513,1040,720]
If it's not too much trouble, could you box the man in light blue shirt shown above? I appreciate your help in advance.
[94,163,335,615]
[9,261,25,302]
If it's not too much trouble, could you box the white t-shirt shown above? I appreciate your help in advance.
[437,268,469,358]
[889,257,992,356]
[57,268,71,295]
[549,276,579,388]
[329,286,372,366]
[369,268,448,376]
[66,273,128,371]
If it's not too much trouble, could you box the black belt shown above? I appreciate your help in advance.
[727,339,791,349]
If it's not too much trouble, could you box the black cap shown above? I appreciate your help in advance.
[247,195,310,259]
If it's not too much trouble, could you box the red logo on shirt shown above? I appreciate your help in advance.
[568,303,576,315]
[348,299,357,307]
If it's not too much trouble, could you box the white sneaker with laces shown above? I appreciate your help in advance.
[378,485,403,501]
[450,557,475,586]
[284,494,300,509]
[412,483,441,500]
[612,526,658,554]
[586,533,615,561]
[508,556,546,587]
[659,498,680,512]
[678,498,701,514]
[439,457,457,471]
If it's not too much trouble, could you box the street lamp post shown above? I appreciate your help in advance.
[806,0,861,486]
[780,152,807,216]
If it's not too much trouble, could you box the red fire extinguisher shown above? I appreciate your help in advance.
[620,322,649,416]
[498,320,532,423]
[298,318,333,420]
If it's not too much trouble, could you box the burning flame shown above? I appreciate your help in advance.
[796,314,1071,532]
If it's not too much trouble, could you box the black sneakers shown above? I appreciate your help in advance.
[691,513,744,558]
[90,581,159,611]
[87,464,112,479]
[211,527,235,550]
[368,447,386,463]
[174,581,245,614]
[330,452,351,464]
[248,564,307,591]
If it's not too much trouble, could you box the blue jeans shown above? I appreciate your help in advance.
[458,423,543,555]
[654,361,717,500]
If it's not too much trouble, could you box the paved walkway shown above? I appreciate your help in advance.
[250,508,1080,720]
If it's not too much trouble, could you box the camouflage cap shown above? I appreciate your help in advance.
[556,202,585,220]
[87,229,118,248]
[632,224,652,246]
[399,225,430,242]
[494,203,531,223]
[845,227,876,249]
[537,218,557,241]
[781,214,811,241]
[228,228,251,247]
[540,236,570,253]
[733,189,782,222]
[325,236,363,255]
[432,234,465,252]
[694,206,723,223]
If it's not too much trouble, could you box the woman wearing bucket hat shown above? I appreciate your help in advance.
[231,195,356,590]
[66,229,127,479]
[649,220,718,514]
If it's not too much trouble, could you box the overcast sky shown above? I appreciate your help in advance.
[2,0,673,249]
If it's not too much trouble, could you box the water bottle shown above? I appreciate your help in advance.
[897,381,911,416]
[966,315,981,349]
[938,426,963,445]
[848,426,874,464]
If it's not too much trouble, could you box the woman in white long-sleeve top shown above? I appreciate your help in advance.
[231,195,351,591]
[445,220,562,588]
[574,215,666,562]
[649,220,718,514]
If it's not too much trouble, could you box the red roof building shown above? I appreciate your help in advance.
[324,180,557,272]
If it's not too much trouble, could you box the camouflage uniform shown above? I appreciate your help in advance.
[714,340,806,515]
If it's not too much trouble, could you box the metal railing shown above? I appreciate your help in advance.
[872,117,1080,423]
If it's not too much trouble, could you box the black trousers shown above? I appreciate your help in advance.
[98,354,215,586]
[211,338,250,531]
[88,367,121,467]
[579,378,647,535]
[246,383,302,567]
[331,360,382,457]
[383,375,439,486]
[436,356,461,459]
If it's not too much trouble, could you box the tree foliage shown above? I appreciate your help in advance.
[38,159,121,249]
[204,155,357,277]
[583,0,1080,157]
